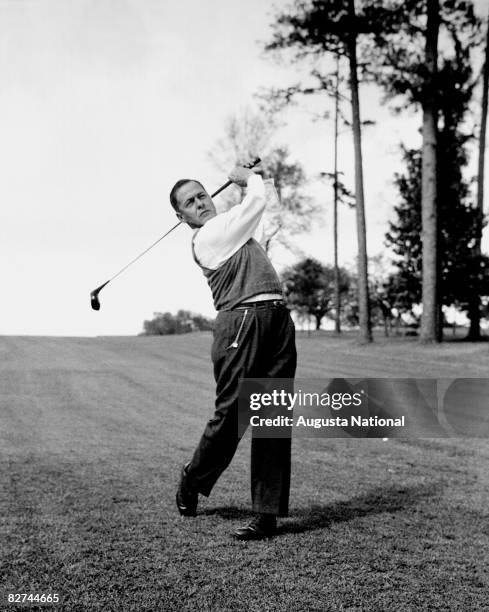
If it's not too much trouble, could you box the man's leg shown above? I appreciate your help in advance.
[182,310,260,500]
[251,306,296,515]
[236,305,297,538]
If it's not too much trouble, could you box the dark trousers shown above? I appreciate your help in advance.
[186,302,296,516]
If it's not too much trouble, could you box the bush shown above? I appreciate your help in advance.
[141,310,214,336]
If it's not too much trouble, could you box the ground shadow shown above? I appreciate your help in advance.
[200,481,443,535]
[441,335,488,343]
[282,481,443,534]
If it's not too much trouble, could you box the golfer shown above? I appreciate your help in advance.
[170,164,296,539]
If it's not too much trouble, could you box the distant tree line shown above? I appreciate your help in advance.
[281,255,489,336]
[142,310,214,336]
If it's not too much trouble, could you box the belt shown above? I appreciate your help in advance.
[231,299,286,311]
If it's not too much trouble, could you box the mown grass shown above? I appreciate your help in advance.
[1,334,488,611]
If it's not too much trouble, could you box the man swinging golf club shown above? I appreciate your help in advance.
[171,162,296,539]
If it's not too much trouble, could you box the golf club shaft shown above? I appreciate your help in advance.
[104,221,182,286]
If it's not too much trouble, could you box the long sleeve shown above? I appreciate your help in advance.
[193,174,271,270]
[252,179,281,249]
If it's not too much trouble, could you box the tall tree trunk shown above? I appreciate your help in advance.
[467,8,489,340]
[333,53,341,334]
[420,0,440,343]
[347,0,372,343]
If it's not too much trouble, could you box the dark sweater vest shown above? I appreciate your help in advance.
[192,237,283,311]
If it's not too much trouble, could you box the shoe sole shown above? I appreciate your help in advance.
[234,529,276,540]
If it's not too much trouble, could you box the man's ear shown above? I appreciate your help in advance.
[175,211,183,222]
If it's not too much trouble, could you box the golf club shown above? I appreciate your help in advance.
[90,157,261,311]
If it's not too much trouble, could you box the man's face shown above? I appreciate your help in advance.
[174,181,217,228]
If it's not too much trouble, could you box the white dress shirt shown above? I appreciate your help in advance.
[193,175,280,271]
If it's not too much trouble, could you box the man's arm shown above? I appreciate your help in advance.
[252,179,281,250]
[193,171,267,269]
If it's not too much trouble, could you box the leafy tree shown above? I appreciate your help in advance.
[385,148,424,310]
[142,310,214,336]
[260,146,319,254]
[208,108,318,254]
[208,106,278,177]
[358,0,481,340]
[341,257,402,336]
[359,0,480,105]
[282,257,350,329]
[385,141,489,322]
[264,0,383,342]
[367,255,395,336]
[188,313,215,332]
[383,6,488,332]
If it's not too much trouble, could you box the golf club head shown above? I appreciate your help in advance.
[90,292,101,311]
[90,281,110,311]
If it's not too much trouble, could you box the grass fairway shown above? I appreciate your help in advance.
[1,333,488,611]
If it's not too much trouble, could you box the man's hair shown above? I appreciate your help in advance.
[169,179,205,211]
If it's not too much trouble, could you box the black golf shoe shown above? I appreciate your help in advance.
[234,514,277,540]
[176,463,198,517]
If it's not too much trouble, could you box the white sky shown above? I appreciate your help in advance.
[1,0,488,336]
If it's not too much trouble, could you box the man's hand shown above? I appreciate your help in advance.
[228,166,256,188]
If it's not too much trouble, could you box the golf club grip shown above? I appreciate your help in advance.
[211,181,231,198]
[211,157,261,198]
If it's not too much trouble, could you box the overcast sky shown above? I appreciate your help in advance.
[2,0,488,336]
